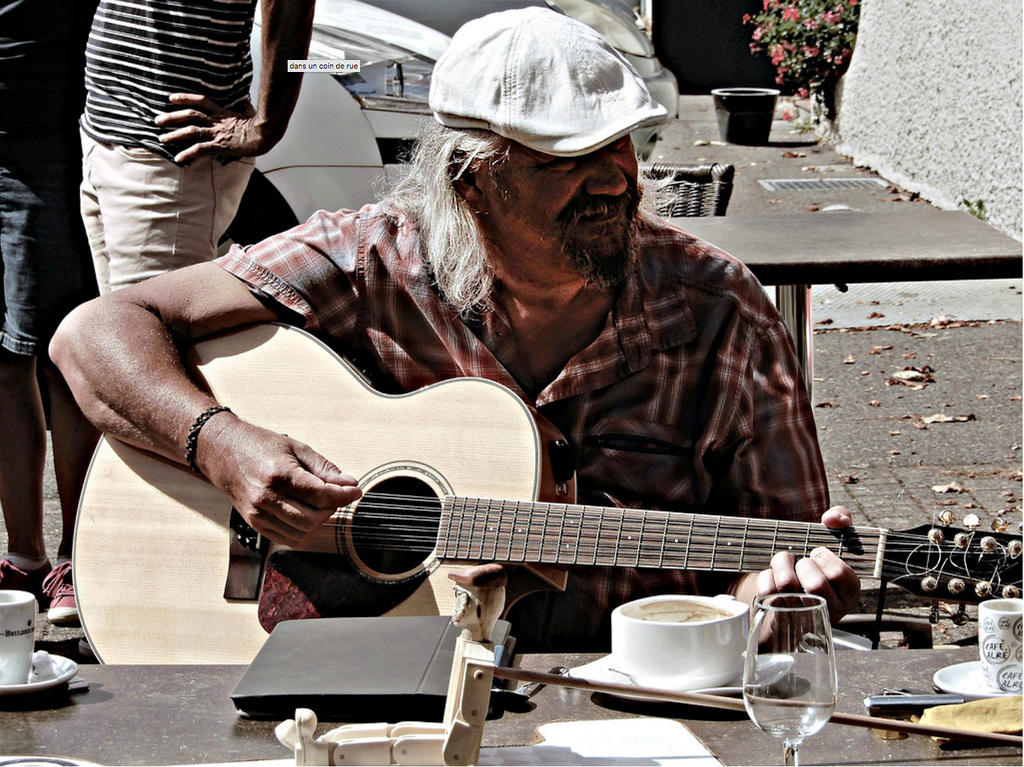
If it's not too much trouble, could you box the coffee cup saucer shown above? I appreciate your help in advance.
[569,654,742,703]
[0,653,78,696]
[933,661,1018,702]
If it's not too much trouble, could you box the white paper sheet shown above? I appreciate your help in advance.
[478,718,723,766]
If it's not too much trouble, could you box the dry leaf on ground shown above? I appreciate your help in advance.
[921,413,976,424]
[887,366,936,388]
[932,481,968,494]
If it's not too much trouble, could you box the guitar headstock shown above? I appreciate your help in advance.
[882,519,1022,604]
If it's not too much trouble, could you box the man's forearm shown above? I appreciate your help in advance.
[50,298,220,464]
[50,264,278,465]
[253,0,316,148]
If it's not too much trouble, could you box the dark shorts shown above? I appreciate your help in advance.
[0,133,98,357]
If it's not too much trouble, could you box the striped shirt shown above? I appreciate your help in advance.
[81,0,255,162]
[216,204,829,650]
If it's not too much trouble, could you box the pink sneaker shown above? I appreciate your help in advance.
[42,561,79,626]
[0,558,51,604]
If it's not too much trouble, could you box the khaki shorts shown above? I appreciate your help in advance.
[80,129,254,294]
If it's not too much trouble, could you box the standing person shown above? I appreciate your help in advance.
[0,0,101,624]
[54,9,859,652]
[79,0,316,294]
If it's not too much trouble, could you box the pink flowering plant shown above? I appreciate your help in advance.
[744,0,859,103]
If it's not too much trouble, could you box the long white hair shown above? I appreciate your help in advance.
[383,123,511,315]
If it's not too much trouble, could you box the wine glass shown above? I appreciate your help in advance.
[742,593,838,766]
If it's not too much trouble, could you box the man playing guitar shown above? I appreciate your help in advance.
[51,8,859,653]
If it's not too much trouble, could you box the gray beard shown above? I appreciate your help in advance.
[557,185,641,287]
[564,219,639,288]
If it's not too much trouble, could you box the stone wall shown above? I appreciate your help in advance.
[832,0,1022,239]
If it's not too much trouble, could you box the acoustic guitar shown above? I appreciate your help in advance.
[73,324,1022,664]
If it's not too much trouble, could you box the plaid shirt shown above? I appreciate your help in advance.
[217,203,828,650]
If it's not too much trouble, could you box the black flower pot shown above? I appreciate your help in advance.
[711,87,780,145]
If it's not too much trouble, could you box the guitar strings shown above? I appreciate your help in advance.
[305,493,1018,585]
[327,493,998,556]
[323,492,990,557]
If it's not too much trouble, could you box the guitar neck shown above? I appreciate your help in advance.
[438,497,886,578]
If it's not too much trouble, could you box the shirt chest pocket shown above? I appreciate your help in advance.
[579,420,702,509]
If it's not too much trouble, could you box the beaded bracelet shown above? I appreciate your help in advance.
[184,405,233,474]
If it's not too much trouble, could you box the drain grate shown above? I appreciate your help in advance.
[758,178,889,192]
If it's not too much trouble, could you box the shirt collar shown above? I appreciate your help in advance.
[535,245,699,405]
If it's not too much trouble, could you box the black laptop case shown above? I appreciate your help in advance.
[230,615,512,720]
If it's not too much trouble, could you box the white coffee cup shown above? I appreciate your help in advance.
[0,590,37,685]
[978,597,1022,694]
[610,594,749,691]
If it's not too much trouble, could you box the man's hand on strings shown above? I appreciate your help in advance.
[756,506,861,622]
[193,413,362,547]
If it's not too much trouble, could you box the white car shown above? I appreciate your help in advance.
[228,0,678,244]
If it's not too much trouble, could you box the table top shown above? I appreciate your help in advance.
[0,647,1019,766]
[672,208,1023,286]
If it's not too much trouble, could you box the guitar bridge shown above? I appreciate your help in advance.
[224,508,267,600]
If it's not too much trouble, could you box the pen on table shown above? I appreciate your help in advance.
[492,666,1024,748]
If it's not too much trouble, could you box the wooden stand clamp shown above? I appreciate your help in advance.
[275,564,507,766]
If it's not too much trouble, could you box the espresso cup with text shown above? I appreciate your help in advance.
[978,597,1022,694]
[610,594,749,691]
[0,590,37,686]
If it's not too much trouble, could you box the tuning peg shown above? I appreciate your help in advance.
[1003,585,1020,598]
[954,532,970,549]
[1009,540,1023,558]
[938,510,956,525]
[963,513,981,530]
[979,536,999,553]
[975,581,993,598]
[947,578,966,595]
[992,518,1009,533]
[928,528,945,544]
[921,576,939,592]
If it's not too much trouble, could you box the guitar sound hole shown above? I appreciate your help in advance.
[351,476,441,576]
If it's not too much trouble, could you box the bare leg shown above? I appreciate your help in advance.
[41,360,99,557]
[0,352,46,558]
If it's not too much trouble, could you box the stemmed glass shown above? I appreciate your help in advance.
[742,593,838,766]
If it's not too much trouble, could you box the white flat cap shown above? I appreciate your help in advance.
[430,7,667,157]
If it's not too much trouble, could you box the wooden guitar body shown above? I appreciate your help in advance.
[73,324,571,664]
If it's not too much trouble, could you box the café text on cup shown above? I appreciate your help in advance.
[979,598,1023,694]
[288,60,361,73]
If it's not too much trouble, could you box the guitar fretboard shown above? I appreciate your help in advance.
[438,496,885,577]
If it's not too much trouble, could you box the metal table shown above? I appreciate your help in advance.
[0,647,1019,765]
[674,209,1023,394]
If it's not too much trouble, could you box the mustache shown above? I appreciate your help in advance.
[557,184,641,228]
